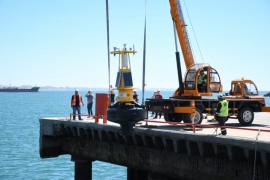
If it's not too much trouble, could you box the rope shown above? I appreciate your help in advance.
[143,0,148,126]
[252,129,260,180]
[182,0,204,63]
[213,127,218,135]
[142,0,147,107]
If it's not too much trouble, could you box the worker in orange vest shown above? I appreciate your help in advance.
[71,89,84,120]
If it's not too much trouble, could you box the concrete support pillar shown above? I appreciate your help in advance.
[127,167,148,180]
[148,172,175,180]
[72,156,92,180]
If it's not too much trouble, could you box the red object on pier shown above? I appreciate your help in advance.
[95,93,108,123]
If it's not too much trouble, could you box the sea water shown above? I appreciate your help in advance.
[0,90,269,180]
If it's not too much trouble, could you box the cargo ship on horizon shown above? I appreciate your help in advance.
[0,86,40,92]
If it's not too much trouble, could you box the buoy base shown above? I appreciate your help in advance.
[107,102,146,136]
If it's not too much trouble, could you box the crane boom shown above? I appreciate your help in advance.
[169,0,195,69]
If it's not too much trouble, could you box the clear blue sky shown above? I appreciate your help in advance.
[1,0,270,90]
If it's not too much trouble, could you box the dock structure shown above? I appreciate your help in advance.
[40,114,270,180]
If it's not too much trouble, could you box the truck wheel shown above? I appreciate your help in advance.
[183,108,203,124]
[164,113,171,121]
[238,107,254,125]
[164,113,182,122]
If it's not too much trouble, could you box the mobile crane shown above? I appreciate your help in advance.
[145,0,270,125]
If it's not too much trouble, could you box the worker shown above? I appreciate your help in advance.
[133,90,139,103]
[109,85,115,106]
[150,90,157,117]
[215,95,228,135]
[198,69,207,92]
[71,89,84,120]
[153,90,163,119]
[85,90,94,118]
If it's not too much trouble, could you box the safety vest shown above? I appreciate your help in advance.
[218,99,228,117]
[198,74,206,84]
[72,94,83,106]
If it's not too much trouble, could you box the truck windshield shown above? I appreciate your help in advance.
[245,83,258,95]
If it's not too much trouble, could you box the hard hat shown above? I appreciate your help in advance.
[218,94,224,100]
[75,89,79,92]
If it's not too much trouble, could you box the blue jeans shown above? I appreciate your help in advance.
[87,102,93,115]
[72,106,82,120]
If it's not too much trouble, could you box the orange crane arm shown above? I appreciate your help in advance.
[169,0,195,69]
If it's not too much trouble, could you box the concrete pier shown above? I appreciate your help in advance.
[40,113,270,180]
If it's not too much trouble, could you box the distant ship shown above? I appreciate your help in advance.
[264,92,270,97]
[0,87,40,92]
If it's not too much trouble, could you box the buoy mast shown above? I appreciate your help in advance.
[111,44,136,103]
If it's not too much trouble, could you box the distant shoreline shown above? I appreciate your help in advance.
[39,87,177,91]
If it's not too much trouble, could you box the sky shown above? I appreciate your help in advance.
[0,0,270,91]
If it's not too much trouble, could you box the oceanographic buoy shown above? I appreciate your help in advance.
[107,44,146,136]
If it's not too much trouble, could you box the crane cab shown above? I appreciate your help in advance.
[183,64,222,96]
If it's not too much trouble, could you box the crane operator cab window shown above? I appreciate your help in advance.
[198,69,207,92]
[209,69,221,92]
[185,69,197,90]
[185,66,221,94]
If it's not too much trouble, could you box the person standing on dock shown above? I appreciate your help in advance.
[133,90,139,103]
[85,90,94,118]
[215,95,228,135]
[153,90,163,119]
[150,90,157,117]
[71,89,84,120]
[109,85,115,106]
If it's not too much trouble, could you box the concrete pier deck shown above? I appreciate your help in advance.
[144,112,270,142]
[39,112,270,180]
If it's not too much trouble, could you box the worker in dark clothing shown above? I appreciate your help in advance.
[215,95,228,135]
[133,90,139,103]
[85,90,94,118]
[109,85,115,106]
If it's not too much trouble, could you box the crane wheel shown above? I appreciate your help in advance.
[164,113,182,122]
[183,108,203,124]
[238,107,254,125]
